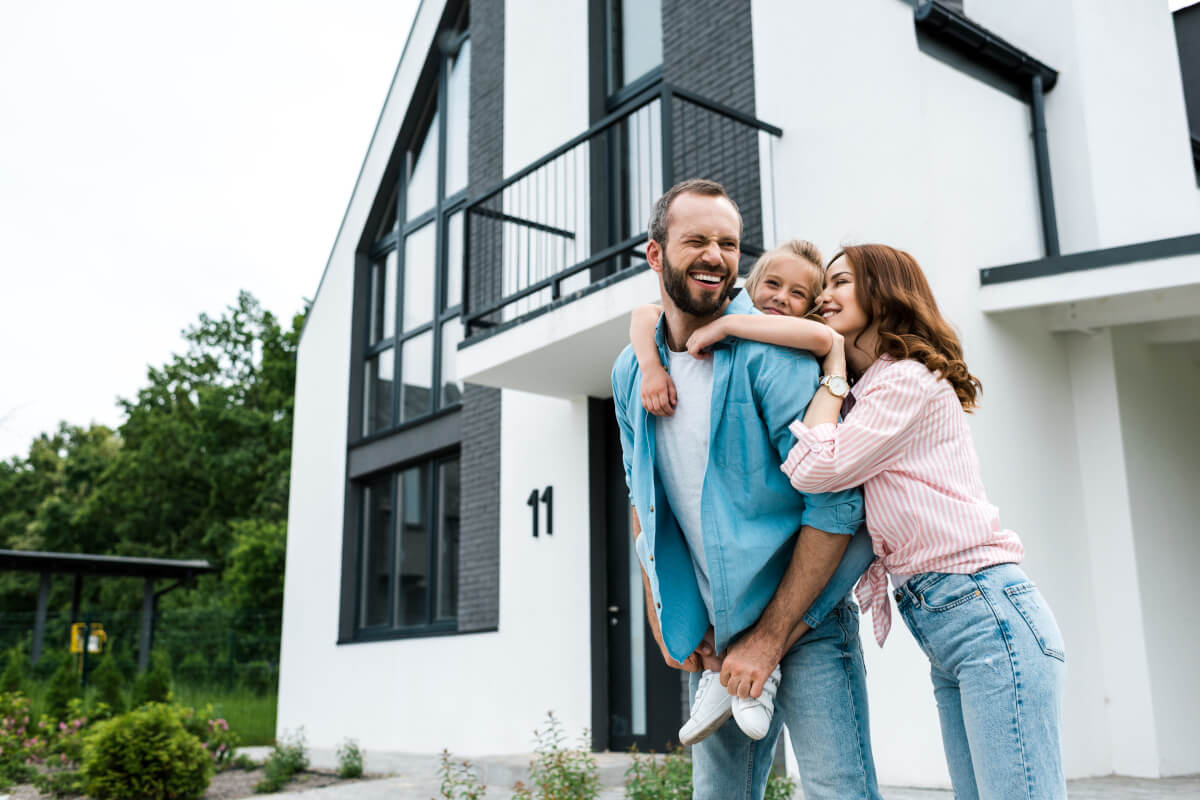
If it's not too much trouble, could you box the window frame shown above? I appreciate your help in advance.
[358,30,471,442]
[352,451,461,641]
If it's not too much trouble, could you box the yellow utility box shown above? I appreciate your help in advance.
[69,622,106,654]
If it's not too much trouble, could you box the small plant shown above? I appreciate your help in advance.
[254,728,309,793]
[337,737,364,778]
[174,703,241,770]
[42,659,80,721]
[0,647,25,693]
[229,751,259,770]
[90,653,126,715]
[132,651,171,707]
[437,748,487,800]
[82,702,213,800]
[764,770,797,800]
[518,711,599,800]
[624,745,691,800]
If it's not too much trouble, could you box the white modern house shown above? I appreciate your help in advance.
[279,0,1200,785]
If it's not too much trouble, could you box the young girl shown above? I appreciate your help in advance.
[694,243,1066,798]
[628,240,846,745]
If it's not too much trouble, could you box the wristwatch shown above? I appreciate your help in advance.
[819,375,849,398]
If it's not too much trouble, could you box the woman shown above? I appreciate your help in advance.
[778,244,1068,799]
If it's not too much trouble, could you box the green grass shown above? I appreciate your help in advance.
[171,685,278,746]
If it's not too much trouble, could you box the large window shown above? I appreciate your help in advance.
[357,455,460,634]
[362,31,470,437]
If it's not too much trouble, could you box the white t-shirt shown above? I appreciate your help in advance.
[654,349,715,623]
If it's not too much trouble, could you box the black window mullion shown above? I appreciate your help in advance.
[388,471,399,629]
[425,460,439,626]
[432,45,451,415]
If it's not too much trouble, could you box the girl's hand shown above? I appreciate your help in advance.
[686,318,727,359]
[641,367,677,416]
[822,331,847,378]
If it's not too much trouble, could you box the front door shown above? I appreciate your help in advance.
[590,399,683,752]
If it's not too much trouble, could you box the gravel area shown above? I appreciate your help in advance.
[1,768,374,800]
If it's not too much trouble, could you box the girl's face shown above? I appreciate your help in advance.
[751,255,821,318]
[819,255,870,337]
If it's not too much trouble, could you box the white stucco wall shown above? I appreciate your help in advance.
[1113,329,1200,776]
[970,0,1200,252]
[751,0,1101,785]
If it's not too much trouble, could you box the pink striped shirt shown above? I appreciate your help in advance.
[780,356,1023,646]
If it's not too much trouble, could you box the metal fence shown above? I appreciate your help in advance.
[463,82,781,336]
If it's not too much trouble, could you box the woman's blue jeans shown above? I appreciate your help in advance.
[895,563,1068,800]
[690,599,881,800]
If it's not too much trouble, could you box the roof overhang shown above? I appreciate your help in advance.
[0,549,215,580]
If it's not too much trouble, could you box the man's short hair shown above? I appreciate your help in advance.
[648,179,743,249]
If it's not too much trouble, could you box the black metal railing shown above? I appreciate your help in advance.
[462,83,782,337]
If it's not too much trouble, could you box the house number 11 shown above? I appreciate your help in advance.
[526,486,553,537]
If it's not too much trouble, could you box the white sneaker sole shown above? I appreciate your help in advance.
[678,704,733,746]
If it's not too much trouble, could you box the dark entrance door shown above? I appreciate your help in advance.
[590,399,683,752]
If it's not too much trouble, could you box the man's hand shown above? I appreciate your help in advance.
[720,627,784,699]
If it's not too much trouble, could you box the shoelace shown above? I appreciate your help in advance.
[694,669,719,702]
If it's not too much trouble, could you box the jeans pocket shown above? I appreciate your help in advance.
[1005,582,1066,662]
[916,573,982,612]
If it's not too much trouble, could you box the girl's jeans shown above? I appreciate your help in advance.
[895,563,1068,800]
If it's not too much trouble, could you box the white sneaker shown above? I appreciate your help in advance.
[678,669,733,746]
[731,665,782,740]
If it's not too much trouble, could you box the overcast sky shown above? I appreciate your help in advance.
[0,1,418,460]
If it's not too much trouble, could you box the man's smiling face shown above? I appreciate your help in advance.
[655,192,741,317]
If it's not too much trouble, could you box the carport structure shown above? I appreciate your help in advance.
[0,549,214,670]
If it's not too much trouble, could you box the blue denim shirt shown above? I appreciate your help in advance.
[611,290,874,661]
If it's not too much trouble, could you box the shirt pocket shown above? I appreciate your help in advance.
[1004,582,1066,662]
[713,401,769,475]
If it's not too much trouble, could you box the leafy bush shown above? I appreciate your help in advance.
[512,712,598,800]
[254,728,308,793]
[91,653,126,715]
[337,737,364,778]
[239,659,273,694]
[436,749,486,800]
[764,770,797,800]
[176,653,211,687]
[43,659,80,721]
[0,647,25,693]
[0,692,38,789]
[132,651,171,707]
[174,703,241,769]
[82,702,213,800]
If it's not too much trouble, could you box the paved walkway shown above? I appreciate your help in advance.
[246,748,1200,799]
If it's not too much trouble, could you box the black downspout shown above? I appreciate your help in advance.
[1030,74,1060,257]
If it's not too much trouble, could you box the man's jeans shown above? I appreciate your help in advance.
[690,599,881,800]
[895,563,1067,800]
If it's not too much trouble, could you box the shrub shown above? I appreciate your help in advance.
[254,728,308,793]
[0,692,38,789]
[174,704,241,770]
[82,703,213,800]
[512,712,598,800]
[90,653,126,715]
[238,659,273,694]
[337,737,364,778]
[436,749,486,800]
[176,653,211,687]
[43,659,80,721]
[0,648,25,693]
[623,745,796,800]
[132,651,171,707]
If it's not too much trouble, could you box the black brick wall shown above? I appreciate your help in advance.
[661,0,764,251]
[456,0,504,633]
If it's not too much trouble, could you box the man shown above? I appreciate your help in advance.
[611,179,880,799]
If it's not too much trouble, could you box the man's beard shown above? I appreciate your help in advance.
[661,252,735,317]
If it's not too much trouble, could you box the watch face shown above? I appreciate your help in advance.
[827,376,849,396]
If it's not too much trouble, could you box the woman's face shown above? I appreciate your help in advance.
[751,255,819,317]
[819,255,870,337]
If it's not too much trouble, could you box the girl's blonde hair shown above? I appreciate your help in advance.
[743,240,825,321]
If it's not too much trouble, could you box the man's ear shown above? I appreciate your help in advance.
[647,238,664,274]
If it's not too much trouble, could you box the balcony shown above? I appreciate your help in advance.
[456,83,782,397]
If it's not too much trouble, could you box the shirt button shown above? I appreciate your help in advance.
[649,555,654,561]
[656,602,661,609]
[648,505,654,512]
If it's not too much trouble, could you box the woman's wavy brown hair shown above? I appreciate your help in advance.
[833,244,982,411]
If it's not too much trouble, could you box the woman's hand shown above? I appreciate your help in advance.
[822,331,847,378]
[686,318,728,359]
[640,366,677,416]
